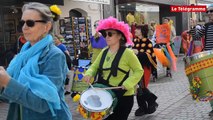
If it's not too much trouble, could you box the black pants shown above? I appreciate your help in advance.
[65,77,69,85]
[152,67,158,78]
[136,88,158,113]
[105,95,134,120]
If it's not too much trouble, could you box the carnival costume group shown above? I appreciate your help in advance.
[2,2,213,120]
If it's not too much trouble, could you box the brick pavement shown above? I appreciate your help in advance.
[0,56,213,120]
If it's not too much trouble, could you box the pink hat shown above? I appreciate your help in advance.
[96,16,133,46]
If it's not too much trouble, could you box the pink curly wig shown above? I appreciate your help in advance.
[96,16,133,46]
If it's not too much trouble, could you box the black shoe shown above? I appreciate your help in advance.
[71,92,77,98]
[64,91,70,95]
[209,110,213,116]
[152,76,157,82]
[147,102,158,114]
[166,70,172,78]
[135,108,147,116]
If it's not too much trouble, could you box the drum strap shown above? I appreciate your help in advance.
[97,46,129,86]
[111,46,126,77]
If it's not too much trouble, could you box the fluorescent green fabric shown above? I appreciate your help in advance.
[85,48,143,96]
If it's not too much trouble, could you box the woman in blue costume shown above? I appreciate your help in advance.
[0,2,72,120]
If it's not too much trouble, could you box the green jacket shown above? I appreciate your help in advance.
[85,47,143,96]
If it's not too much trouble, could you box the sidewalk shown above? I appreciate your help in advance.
[0,56,213,120]
[129,56,212,120]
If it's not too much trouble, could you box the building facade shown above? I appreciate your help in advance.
[59,0,103,34]
[0,0,105,66]
[0,0,64,66]
[112,0,189,36]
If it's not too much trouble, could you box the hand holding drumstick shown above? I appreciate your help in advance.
[83,75,92,84]
[83,74,126,90]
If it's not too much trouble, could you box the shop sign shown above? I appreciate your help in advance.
[73,0,110,5]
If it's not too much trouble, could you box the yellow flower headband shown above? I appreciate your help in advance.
[50,5,62,16]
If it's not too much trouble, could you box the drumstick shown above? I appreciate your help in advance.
[88,83,95,89]
[95,86,123,90]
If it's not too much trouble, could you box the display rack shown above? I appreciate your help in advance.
[59,16,92,59]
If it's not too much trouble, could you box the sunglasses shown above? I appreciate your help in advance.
[94,24,98,28]
[206,10,213,14]
[102,31,117,38]
[19,20,47,27]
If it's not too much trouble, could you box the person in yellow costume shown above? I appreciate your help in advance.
[168,19,176,43]
[126,12,135,26]
[134,11,145,25]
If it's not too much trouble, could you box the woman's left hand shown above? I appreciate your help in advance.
[121,85,126,90]
[0,66,11,87]
[132,49,138,55]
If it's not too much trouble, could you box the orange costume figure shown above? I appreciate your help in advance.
[181,30,191,55]
[183,28,204,56]
[152,18,177,77]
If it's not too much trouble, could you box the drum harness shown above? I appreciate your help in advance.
[95,46,130,98]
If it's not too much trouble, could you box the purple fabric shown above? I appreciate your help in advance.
[187,41,193,56]
[57,44,67,53]
[90,36,107,49]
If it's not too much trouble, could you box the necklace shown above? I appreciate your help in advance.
[106,50,117,62]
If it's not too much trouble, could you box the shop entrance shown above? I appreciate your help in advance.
[70,9,82,17]
[0,6,22,67]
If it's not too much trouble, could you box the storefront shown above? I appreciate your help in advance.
[59,0,104,33]
[114,0,188,36]
[0,0,63,66]
[58,1,105,59]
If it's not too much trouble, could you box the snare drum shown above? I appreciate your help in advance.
[185,50,213,101]
[71,67,94,93]
[78,84,117,119]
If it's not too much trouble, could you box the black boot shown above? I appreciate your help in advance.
[135,107,147,116]
[166,68,172,78]
[135,92,148,116]
[141,88,158,114]
[209,110,213,116]
[147,102,158,114]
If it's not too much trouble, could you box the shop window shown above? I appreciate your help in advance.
[116,2,160,25]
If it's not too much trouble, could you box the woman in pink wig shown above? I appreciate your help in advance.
[84,17,143,120]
